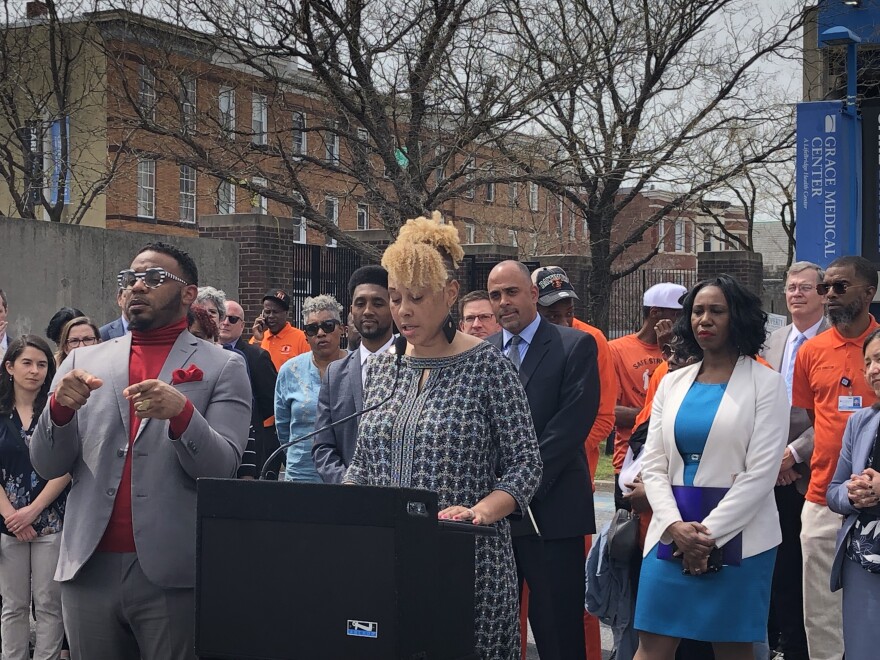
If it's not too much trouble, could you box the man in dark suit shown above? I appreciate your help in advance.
[219,300,279,478]
[761,261,828,660]
[487,260,600,660]
[99,288,131,340]
[313,265,394,483]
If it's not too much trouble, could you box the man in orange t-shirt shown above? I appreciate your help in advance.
[529,265,612,660]
[249,289,310,371]
[608,283,687,492]
[791,256,879,660]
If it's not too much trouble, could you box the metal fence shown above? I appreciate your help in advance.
[608,268,698,338]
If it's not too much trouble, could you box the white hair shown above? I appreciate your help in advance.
[196,286,227,321]
[301,295,343,323]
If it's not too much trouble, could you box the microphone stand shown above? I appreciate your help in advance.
[259,335,408,480]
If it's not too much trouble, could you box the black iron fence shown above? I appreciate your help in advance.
[608,268,697,338]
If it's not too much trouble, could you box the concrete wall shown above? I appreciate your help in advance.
[0,217,238,341]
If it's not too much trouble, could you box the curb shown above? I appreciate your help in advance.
[595,479,615,493]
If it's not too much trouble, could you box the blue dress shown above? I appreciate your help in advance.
[274,352,323,483]
[634,382,777,643]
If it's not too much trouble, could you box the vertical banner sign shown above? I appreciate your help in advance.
[796,101,862,267]
[862,99,880,263]
[49,117,70,205]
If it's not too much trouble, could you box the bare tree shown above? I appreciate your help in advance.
[98,0,557,257]
[0,0,128,223]
[499,0,806,330]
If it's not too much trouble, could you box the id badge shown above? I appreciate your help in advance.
[838,395,863,412]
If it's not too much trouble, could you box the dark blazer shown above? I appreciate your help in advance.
[828,405,880,591]
[489,318,600,539]
[313,349,362,484]
[98,317,126,341]
[233,337,277,422]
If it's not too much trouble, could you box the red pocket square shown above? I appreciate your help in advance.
[172,365,203,385]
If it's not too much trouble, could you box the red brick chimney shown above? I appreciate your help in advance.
[26,2,49,19]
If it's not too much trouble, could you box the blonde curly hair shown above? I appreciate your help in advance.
[381,211,465,292]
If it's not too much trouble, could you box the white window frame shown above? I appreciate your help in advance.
[434,146,445,183]
[325,195,338,247]
[219,86,235,138]
[179,165,196,224]
[555,195,564,237]
[356,202,369,230]
[325,123,340,165]
[251,92,268,145]
[528,182,539,212]
[509,181,519,207]
[485,168,495,203]
[465,159,475,200]
[657,218,666,253]
[465,222,475,244]
[137,159,155,219]
[181,78,196,133]
[508,229,517,246]
[139,64,156,121]
[251,176,268,214]
[674,218,686,252]
[357,127,369,143]
[291,192,306,243]
[217,179,235,215]
[702,226,713,252]
[292,111,307,158]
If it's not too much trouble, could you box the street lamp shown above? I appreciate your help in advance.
[820,26,862,116]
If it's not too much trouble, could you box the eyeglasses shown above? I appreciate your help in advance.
[303,319,341,337]
[785,284,815,294]
[225,315,242,324]
[815,282,868,296]
[462,313,495,325]
[65,337,97,348]
[117,268,189,290]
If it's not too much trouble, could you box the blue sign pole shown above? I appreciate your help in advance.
[795,101,862,266]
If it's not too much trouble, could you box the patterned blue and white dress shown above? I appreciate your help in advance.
[346,341,542,660]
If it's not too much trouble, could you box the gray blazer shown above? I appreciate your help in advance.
[98,316,127,341]
[30,330,251,589]
[762,319,830,494]
[312,349,362,484]
[827,406,880,591]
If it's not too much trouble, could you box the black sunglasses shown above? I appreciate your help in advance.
[815,281,868,296]
[303,319,341,337]
[117,268,189,289]
[225,315,242,324]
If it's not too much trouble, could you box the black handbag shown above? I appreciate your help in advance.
[607,508,639,561]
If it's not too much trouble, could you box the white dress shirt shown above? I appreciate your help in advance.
[359,336,396,388]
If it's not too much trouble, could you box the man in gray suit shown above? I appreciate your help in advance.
[31,242,251,660]
[313,265,394,483]
[762,260,828,660]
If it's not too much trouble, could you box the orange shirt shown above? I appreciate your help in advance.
[572,318,618,483]
[792,320,880,506]
[608,334,664,470]
[250,322,310,371]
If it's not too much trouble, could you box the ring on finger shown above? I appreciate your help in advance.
[136,399,152,412]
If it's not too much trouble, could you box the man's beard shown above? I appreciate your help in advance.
[356,322,391,341]
[828,299,863,326]
[128,290,183,331]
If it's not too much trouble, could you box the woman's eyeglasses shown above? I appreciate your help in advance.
[117,268,189,289]
[66,337,98,348]
[815,282,867,296]
[303,320,340,337]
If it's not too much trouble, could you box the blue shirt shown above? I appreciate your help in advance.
[501,314,541,364]
[274,352,323,483]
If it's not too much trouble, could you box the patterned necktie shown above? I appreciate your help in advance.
[507,335,523,372]
[785,333,807,403]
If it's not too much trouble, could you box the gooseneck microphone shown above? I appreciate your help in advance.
[259,335,408,480]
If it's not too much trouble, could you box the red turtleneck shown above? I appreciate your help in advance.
[51,318,195,553]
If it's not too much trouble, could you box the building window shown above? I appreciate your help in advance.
[325,123,339,165]
[465,222,475,244]
[486,174,495,203]
[179,165,196,224]
[568,207,576,241]
[434,146,445,183]
[674,219,686,252]
[138,64,156,120]
[291,192,305,243]
[356,203,369,230]
[702,227,712,252]
[251,93,267,145]
[555,195,564,237]
[509,229,517,246]
[251,176,268,214]
[528,182,539,211]
[219,86,235,138]
[357,127,369,143]
[325,196,338,247]
[137,159,155,219]
[292,112,306,158]
[657,218,665,253]
[509,181,519,207]
[217,179,235,215]
[465,160,475,200]
[181,78,196,134]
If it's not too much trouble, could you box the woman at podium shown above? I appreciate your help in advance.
[345,212,542,659]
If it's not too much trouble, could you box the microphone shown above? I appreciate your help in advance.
[259,335,409,479]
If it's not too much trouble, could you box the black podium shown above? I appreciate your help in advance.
[195,479,484,660]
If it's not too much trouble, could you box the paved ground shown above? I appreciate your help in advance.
[524,487,615,659]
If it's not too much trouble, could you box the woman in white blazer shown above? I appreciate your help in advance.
[827,327,880,660]
[634,275,789,660]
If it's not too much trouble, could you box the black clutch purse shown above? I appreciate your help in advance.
[607,509,640,561]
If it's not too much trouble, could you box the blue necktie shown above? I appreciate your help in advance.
[785,333,807,403]
[507,335,523,372]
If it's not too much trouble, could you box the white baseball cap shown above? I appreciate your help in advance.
[643,282,688,309]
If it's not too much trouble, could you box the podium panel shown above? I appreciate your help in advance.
[196,479,479,660]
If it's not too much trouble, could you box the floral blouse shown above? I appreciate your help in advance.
[0,411,66,536]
